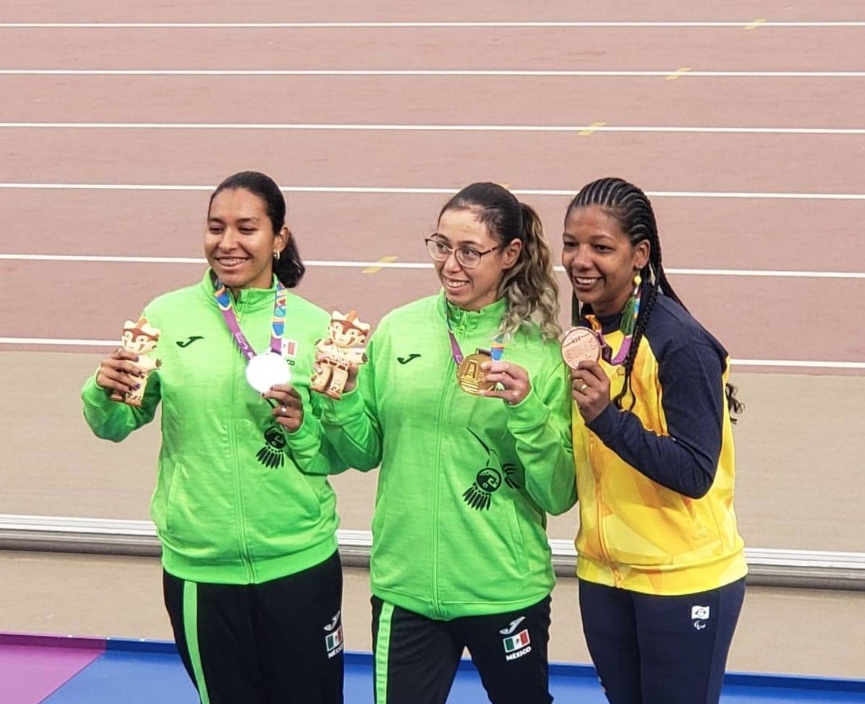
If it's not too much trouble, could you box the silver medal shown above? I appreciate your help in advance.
[246,353,291,393]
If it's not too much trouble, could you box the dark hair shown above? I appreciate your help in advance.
[439,182,561,341]
[209,171,305,288]
[566,177,742,420]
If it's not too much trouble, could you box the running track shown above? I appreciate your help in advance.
[0,1,864,371]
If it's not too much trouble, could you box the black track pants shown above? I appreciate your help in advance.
[163,551,344,704]
[371,595,553,704]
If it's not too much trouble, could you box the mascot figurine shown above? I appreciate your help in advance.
[111,316,162,407]
[311,310,370,400]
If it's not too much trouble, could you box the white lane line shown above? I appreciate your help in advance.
[2,254,863,279]
[664,268,865,279]
[1,69,864,78]
[0,253,431,269]
[2,183,865,201]
[2,21,865,28]
[0,337,119,347]
[2,122,864,135]
[0,336,861,370]
[0,183,214,192]
[731,360,865,370]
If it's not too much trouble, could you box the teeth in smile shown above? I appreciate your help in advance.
[220,258,246,266]
[575,277,598,285]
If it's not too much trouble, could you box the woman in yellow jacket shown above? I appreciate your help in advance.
[562,177,746,704]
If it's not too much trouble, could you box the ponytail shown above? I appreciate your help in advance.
[274,237,305,289]
[500,203,562,341]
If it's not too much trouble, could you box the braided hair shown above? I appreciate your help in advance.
[567,177,742,420]
[209,171,305,288]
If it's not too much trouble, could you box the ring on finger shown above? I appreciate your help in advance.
[579,383,588,392]
[280,405,288,415]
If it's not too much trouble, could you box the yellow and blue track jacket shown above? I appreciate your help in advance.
[321,293,576,620]
[82,272,345,584]
[573,294,747,595]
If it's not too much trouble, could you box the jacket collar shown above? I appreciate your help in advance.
[437,290,508,332]
[201,269,281,311]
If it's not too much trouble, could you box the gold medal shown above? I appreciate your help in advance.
[457,350,495,395]
[561,327,601,369]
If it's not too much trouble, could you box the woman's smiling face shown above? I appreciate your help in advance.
[432,207,520,312]
[205,187,287,293]
[562,205,649,316]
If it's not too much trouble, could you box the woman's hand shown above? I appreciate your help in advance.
[263,384,304,432]
[481,360,532,406]
[94,349,144,398]
[571,360,611,423]
[312,352,360,394]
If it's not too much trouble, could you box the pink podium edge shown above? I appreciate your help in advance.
[0,632,106,704]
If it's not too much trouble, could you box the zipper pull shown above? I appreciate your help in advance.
[457,312,467,336]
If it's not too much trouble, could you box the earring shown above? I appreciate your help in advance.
[273,250,281,261]
[619,273,643,337]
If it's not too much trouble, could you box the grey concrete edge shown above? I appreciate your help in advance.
[1,515,864,592]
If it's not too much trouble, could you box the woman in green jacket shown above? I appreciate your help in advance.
[321,182,576,704]
[82,171,346,704]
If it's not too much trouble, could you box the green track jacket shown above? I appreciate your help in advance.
[82,272,343,584]
[322,293,576,620]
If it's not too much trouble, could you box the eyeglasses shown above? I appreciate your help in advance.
[424,238,501,269]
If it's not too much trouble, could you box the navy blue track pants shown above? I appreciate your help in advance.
[579,577,746,704]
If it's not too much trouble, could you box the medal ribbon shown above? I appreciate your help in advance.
[444,301,506,365]
[585,277,643,366]
[214,279,286,361]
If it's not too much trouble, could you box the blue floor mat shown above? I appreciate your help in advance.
[18,639,865,704]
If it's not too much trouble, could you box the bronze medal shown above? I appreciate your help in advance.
[561,327,601,369]
[457,350,495,395]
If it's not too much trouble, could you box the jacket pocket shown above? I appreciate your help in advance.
[506,500,530,576]
[163,462,183,535]
[162,462,231,552]
[600,485,711,567]
[292,468,326,524]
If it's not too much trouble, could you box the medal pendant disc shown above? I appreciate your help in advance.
[457,351,495,395]
[561,328,601,369]
[246,353,291,393]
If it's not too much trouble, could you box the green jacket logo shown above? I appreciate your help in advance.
[462,428,519,510]
[256,426,287,469]
[176,335,204,348]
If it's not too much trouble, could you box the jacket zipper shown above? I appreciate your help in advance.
[431,310,464,618]
[590,422,621,586]
[232,299,254,582]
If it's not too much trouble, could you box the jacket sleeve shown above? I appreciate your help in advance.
[81,374,161,442]
[587,339,725,499]
[285,389,353,476]
[319,333,384,472]
[507,359,577,515]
